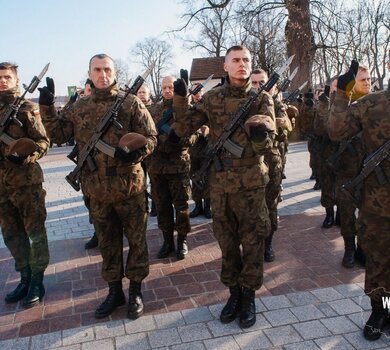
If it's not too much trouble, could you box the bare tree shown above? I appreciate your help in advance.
[131,37,174,100]
[114,59,130,87]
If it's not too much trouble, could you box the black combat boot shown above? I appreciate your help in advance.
[84,232,98,249]
[5,266,31,303]
[157,231,175,258]
[176,234,188,260]
[313,181,321,190]
[335,208,341,226]
[309,171,316,180]
[264,232,275,262]
[23,271,45,308]
[355,244,366,267]
[150,201,157,217]
[239,287,256,328]
[128,281,144,319]
[322,207,334,228]
[95,281,126,319]
[363,307,389,341]
[342,237,356,268]
[190,200,203,218]
[203,199,212,219]
[220,286,241,323]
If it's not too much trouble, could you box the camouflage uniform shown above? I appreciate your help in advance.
[0,88,50,276]
[173,78,275,290]
[40,83,157,283]
[328,88,390,309]
[146,98,191,243]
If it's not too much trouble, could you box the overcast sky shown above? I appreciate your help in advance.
[2,0,200,96]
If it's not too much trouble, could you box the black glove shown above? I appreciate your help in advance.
[174,78,188,97]
[297,93,303,104]
[304,90,314,107]
[38,77,55,106]
[180,69,189,86]
[114,148,140,163]
[337,60,359,91]
[6,154,27,165]
[319,85,330,103]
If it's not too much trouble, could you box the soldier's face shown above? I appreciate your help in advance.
[250,72,268,91]
[137,85,150,103]
[162,77,174,100]
[0,69,18,92]
[224,49,252,87]
[353,69,371,95]
[88,57,116,89]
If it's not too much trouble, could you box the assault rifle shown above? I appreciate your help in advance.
[341,139,390,205]
[283,81,308,104]
[65,64,154,191]
[192,55,295,190]
[0,63,49,145]
[273,67,298,98]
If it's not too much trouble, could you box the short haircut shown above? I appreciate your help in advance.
[358,64,369,73]
[225,45,250,61]
[0,62,18,75]
[88,54,114,70]
[251,68,267,75]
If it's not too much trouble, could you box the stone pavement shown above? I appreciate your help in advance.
[0,142,389,349]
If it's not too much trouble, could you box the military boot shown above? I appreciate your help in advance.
[203,199,212,219]
[84,232,98,249]
[95,281,125,319]
[309,171,316,180]
[342,237,356,268]
[313,181,321,190]
[220,286,241,323]
[322,207,334,228]
[157,231,175,258]
[5,266,31,303]
[150,201,157,217]
[363,307,389,341]
[355,244,366,267]
[239,287,256,328]
[23,271,45,308]
[128,281,144,319]
[176,234,188,260]
[190,200,203,218]
[264,232,275,262]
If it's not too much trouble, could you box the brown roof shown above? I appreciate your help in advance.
[190,57,226,81]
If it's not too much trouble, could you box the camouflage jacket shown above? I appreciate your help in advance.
[0,88,49,188]
[328,89,390,217]
[173,78,275,194]
[40,83,157,203]
[297,102,315,136]
[146,98,191,174]
[274,98,293,138]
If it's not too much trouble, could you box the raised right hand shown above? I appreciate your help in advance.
[38,77,55,106]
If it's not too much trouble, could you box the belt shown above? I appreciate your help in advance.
[222,156,263,168]
[98,165,134,177]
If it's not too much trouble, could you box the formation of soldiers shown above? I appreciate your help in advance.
[0,46,388,340]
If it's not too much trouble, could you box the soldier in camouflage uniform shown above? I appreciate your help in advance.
[0,62,50,308]
[328,59,390,341]
[39,54,157,320]
[146,76,192,260]
[172,46,275,328]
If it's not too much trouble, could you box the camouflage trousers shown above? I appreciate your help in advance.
[319,158,336,208]
[335,176,358,239]
[190,157,210,202]
[357,211,390,309]
[89,192,149,283]
[265,153,283,232]
[211,187,270,290]
[307,138,318,175]
[277,140,288,176]
[0,184,49,275]
[149,172,191,235]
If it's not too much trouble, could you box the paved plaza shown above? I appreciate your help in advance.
[0,142,389,349]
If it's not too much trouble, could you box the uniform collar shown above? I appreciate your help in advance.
[91,82,118,102]
[223,77,253,97]
[0,86,19,104]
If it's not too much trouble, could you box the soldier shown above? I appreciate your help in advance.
[0,62,50,308]
[171,45,275,328]
[39,54,157,320]
[146,75,192,260]
[328,58,390,341]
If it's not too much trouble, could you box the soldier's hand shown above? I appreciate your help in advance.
[174,78,188,97]
[319,85,330,103]
[114,147,139,163]
[337,60,359,91]
[304,90,314,107]
[38,77,55,106]
[180,69,189,86]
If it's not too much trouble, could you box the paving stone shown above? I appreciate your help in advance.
[334,284,364,298]
[311,288,344,302]
[255,298,267,313]
[171,341,206,350]
[81,338,114,350]
[30,331,62,349]
[115,333,150,350]
[203,336,240,350]
[148,328,182,348]
[314,335,355,350]
[94,320,125,339]
[208,303,224,319]
[352,294,371,311]
[343,331,387,350]
[316,303,339,317]
[233,330,273,349]
[0,337,30,350]
[178,323,211,342]
[154,311,185,329]
[263,325,302,346]
[260,294,293,310]
[124,315,156,334]
[292,320,331,340]
[284,340,320,350]
[286,291,320,306]
[290,305,325,321]
[263,308,299,326]
[320,316,360,334]
[55,346,81,350]
[347,310,371,328]
[207,319,243,337]
[328,298,363,315]
[181,307,214,324]
[63,326,95,346]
